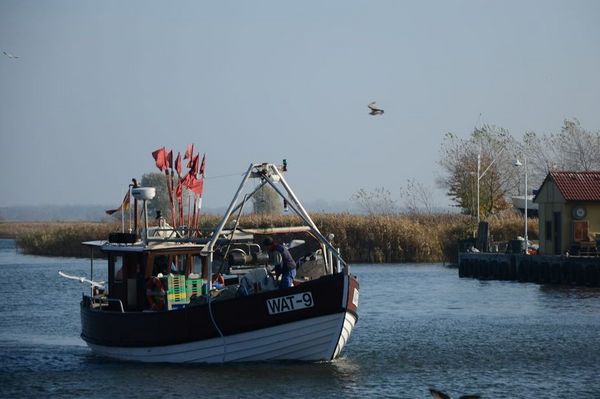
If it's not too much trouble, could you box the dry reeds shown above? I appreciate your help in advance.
[3,212,538,263]
[5,222,119,258]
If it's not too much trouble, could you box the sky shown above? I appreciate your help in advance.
[1,0,599,211]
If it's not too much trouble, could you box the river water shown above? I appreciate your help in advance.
[0,238,599,398]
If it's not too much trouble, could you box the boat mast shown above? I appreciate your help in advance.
[204,162,349,294]
[204,163,256,291]
[261,164,348,270]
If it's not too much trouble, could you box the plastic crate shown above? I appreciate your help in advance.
[167,275,186,291]
[186,278,207,297]
[167,291,187,302]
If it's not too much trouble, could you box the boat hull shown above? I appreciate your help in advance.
[81,273,359,363]
[86,311,357,363]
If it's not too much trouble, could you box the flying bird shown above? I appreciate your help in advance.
[3,51,19,59]
[58,271,105,289]
[368,101,384,115]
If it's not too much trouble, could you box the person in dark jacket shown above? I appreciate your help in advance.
[263,236,296,289]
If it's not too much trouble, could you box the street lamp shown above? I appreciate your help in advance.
[476,148,505,225]
[514,157,528,253]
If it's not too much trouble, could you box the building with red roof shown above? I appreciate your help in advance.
[534,171,600,255]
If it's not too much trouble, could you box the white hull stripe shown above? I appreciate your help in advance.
[86,312,356,363]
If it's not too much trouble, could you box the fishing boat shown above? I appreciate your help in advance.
[69,161,359,363]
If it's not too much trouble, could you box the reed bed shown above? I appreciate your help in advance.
[4,211,537,263]
[2,222,120,258]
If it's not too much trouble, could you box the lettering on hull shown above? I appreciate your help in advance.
[266,292,314,315]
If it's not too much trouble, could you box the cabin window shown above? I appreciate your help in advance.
[148,253,203,278]
[173,255,187,274]
[545,221,552,241]
[113,256,124,282]
[192,255,204,275]
[152,255,171,276]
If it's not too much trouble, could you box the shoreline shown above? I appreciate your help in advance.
[0,213,537,263]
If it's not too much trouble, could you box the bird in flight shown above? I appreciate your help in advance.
[3,51,19,59]
[368,101,384,115]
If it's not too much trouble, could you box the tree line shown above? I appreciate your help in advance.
[353,119,600,219]
[109,119,598,222]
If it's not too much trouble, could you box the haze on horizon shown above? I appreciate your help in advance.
[1,1,599,211]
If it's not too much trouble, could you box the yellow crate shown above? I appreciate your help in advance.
[167,291,187,303]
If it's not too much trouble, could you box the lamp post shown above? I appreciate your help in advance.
[514,157,528,253]
[476,148,505,225]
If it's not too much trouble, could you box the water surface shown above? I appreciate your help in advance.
[1,238,599,398]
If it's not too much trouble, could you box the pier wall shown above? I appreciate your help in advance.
[458,253,600,287]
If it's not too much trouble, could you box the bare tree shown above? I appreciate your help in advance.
[399,178,435,214]
[522,118,600,189]
[351,187,398,215]
[252,184,283,215]
[141,172,172,219]
[551,118,600,171]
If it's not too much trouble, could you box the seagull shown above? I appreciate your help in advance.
[3,51,19,59]
[368,101,384,115]
[430,388,480,399]
[59,271,105,289]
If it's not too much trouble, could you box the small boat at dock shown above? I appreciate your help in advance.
[69,160,359,363]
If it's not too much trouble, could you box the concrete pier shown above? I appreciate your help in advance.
[458,253,600,286]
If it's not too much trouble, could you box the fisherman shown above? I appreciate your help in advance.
[263,236,296,289]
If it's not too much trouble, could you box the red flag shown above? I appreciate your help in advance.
[189,154,199,175]
[199,154,206,177]
[175,180,183,199]
[166,149,173,170]
[151,147,167,171]
[188,177,204,195]
[180,171,192,187]
[175,152,182,176]
[105,190,130,215]
[184,144,194,165]
[182,173,204,195]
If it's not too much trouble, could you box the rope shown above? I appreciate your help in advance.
[205,171,245,180]
[208,296,227,362]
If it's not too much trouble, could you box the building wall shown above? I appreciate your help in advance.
[537,180,564,254]
[537,180,600,255]
[580,202,600,242]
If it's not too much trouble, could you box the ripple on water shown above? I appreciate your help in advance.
[1,249,600,398]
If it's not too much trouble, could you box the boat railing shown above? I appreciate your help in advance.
[106,298,125,313]
[86,295,125,313]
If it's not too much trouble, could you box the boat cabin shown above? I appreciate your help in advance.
[85,239,209,312]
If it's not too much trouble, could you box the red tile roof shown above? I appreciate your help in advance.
[548,171,600,201]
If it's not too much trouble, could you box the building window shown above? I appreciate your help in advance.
[545,221,552,241]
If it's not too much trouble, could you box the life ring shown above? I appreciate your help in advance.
[212,273,225,286]
[146,276,165,311]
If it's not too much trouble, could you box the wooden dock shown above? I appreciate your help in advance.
[458,253,600,287]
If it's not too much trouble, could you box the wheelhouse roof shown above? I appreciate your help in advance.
[82,240,205,254]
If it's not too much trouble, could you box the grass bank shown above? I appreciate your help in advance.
[2,212,537,263]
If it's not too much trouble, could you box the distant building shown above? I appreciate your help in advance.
[534,171,600,255]
[511,195,538,217]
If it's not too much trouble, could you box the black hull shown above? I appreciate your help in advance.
[81,273,359,349]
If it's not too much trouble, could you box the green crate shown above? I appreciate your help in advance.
[186,278,207,296]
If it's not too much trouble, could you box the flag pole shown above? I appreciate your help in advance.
[170,169,177,230]
[187,192,192,236]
